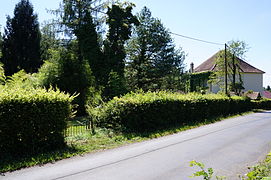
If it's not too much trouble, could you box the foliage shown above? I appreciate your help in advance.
[189,160,226,180]
[105,3,139,76]
[251,99,271,110]
[4,70,36,89]
[89,91,251,132]
[212,40,248,94]
[189,151,271,180]
[229,82,244,95]
[0,87,75,156]
[36,44,96,115]
[189,71,212,93]
[1,110,254,173]
[61,0,104,85]
[102,3,138,98]
[103,70,127,99]
[0,28,2,58]
[190,160,214,180]
[227,40,249,59]
[125,7,186,91]
[1,0,41,76]
[0,63,6,85]
[245,152,271,180]
[40,22,61,61]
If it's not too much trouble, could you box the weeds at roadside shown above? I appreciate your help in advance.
[189,151,271,180]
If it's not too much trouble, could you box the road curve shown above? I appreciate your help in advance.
[3,111,271,180]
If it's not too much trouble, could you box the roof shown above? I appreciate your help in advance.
[262,91,271,99]
[246,92,261,100]
[194,51,265,74]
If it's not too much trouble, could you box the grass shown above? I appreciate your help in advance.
[0,110,259,173]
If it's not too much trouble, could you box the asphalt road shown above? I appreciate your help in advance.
[3,111,271,180]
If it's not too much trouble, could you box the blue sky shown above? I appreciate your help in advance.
[1,0,271,86]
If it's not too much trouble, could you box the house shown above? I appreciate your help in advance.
[245,91,261,100]
[262,91,271,99]
[192,51,265,94]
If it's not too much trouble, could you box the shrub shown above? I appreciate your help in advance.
[88,91,251,132]
[36,47,96,115]
[252,98,271,110]
[0,87,75,156]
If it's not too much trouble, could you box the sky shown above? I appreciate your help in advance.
[1,0,271,86]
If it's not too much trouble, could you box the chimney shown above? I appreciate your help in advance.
[190,62,194,73]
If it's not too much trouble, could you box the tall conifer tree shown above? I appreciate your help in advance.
[2,0,41,76]
[126,7,185,91]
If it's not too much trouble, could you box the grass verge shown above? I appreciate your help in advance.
[0,110,258,173]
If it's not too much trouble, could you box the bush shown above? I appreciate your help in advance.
[0,87,75,156]
[252,98,271,110]
[88,91,251,132]
[36,47,96,115]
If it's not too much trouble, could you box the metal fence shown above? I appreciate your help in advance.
[64,118,92,137]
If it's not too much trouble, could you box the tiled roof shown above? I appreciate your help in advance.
[262,91,271,99]
[194,51,265,74]
[246,92,261,100]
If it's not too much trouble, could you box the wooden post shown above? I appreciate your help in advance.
[225,44,228,95]
[232,53,236,87]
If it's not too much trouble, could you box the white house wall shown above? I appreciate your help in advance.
[242,73,263,93]
[208,73,263,94]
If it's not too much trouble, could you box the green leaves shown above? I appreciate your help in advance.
[88,91,251,133]
[125,6,185,91]
[190,160,213,180]
[0,87,75,156]
[1,0,41,76]
[245,152,271,180]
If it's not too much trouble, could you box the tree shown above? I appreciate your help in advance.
[61,0,104,85]
[125,7,186,91]
[0,27,2,58]
[213,40,249,94]
[40,22,61,61]
[104,3,139,78]
[1,0,41,76]
[0,63,5,85]
[266,85,271,91]
[102,3,138,98]
[37,42,95,115]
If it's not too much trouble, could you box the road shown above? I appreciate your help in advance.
[3,111,271,180]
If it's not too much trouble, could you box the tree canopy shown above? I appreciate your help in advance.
[125,7,186,91]
[213,40,249,94]
[1,0,41,76]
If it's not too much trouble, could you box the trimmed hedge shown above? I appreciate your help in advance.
[252,99,271,110]
[0,87,74,156]
[89,91,252,132]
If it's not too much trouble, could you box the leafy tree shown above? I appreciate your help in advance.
[0,27,2,58]
[105,70,127,99]
[37,42,95,115]
[212,40,248,94]
[0,63,5,85]
[1,0,41,76]
[125,7,185,91]
[40,22,61,61]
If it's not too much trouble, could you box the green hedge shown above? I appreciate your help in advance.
[89,91,251,132]
[0,87,74,156]
[252,99,271,110]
